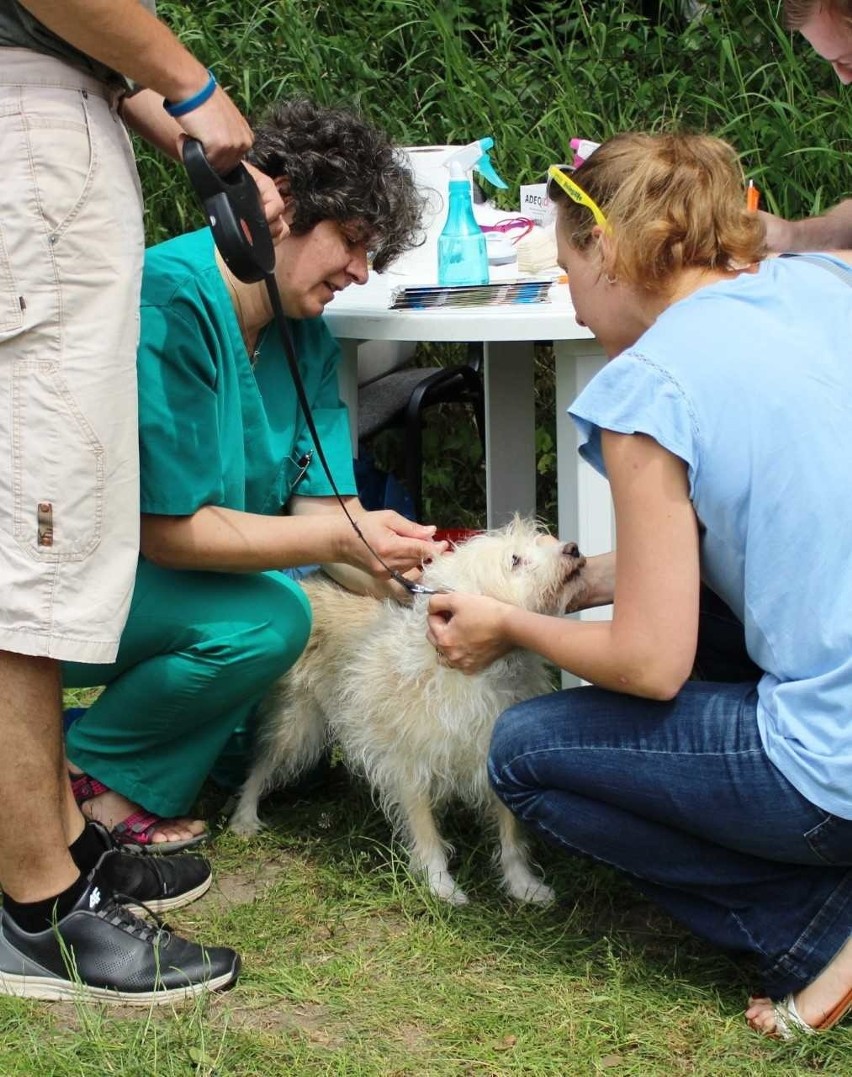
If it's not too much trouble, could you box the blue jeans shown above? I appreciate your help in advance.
[488,679,852,997]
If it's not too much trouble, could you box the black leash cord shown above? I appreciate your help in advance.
[262,276,442,597]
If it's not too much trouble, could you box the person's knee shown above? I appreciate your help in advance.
[262,588,312,676]
[191,580,312,688]
[246,588,312,684]
[488,703,528,798]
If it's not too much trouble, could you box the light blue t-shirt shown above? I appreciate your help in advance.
[569,254,852,819]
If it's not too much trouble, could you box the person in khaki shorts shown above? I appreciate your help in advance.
[0,0,285,1003]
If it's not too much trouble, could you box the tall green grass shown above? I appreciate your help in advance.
[143,0,851,242]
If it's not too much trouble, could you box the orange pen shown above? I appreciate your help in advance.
[746,179,760,213]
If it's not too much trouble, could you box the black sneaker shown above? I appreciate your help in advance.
[0,872,239,1004]
[88,822,212,916]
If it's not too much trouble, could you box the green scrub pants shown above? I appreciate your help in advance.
[63,558,312,817]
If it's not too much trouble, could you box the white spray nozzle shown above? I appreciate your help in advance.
[444,138,508,188]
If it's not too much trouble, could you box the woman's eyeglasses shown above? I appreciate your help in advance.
[547,165,608,229]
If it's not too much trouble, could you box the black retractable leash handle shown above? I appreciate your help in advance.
[182,139,441,596]
[182,138,276,282]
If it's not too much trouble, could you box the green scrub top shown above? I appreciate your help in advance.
[138,228,357,517]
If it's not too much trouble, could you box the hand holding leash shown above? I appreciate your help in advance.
[171,78,252,174]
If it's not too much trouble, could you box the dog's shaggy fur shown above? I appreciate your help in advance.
[230,516,586,905]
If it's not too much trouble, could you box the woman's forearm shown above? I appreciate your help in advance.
[140,506,346,573]
[141,501,442,580]
[576,551,616,609]
[501,606,692,701]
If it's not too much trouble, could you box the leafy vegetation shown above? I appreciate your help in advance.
[144,0,851,240]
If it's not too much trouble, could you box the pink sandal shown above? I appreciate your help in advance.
[70,771,209,855]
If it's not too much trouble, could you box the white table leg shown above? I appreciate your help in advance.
[554,340,612,686]
[336,338,363,454]
[554,339,612,556]
[483,340,536,528]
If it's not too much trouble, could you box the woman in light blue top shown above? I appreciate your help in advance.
[426,132,852,1038]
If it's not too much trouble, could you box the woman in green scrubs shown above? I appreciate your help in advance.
[62,99,442,852]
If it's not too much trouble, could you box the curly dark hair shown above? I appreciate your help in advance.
[247,98,425,272]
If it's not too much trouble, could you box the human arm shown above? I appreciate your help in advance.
[760,200,852,252]
[140,497,443,579]
[427,432,700,699]
[118,90,287,240]
[137,272,439,574]
[573,551,616,609]
[17,0,251,171]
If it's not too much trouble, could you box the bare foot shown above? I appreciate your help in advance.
[70,770,205,848]
[746,935,852,1036]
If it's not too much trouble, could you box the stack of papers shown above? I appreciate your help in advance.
[389,279,553,311]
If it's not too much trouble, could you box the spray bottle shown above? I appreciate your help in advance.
[437,138,508,287]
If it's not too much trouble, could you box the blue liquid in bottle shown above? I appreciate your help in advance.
[437,178,489,287]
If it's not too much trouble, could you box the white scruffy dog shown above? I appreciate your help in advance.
[230,516,586,905]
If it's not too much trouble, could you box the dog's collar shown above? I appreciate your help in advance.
[390,570,451,597]
[406,582,452,596]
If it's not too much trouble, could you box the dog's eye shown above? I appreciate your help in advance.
[511,555,522,569]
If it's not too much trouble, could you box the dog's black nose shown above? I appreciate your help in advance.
[562,542,580,558]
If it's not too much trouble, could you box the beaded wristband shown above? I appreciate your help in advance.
[163,70,217,118]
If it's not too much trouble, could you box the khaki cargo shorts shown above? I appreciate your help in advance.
[0,50,144,663]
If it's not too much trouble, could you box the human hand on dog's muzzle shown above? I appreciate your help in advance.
[426,592,514,674]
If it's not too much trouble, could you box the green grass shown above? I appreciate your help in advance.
[4,766,850,1075]
[141,0,852,243]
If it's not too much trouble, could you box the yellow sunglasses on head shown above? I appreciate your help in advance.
[547,164,608,229]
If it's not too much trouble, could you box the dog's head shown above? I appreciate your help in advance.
[421,515,586,614]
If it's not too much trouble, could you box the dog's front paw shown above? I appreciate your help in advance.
[228,811,265,837]
[428,872,469,906]
[505,878,556,906]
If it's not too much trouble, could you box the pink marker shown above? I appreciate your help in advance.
[570,138,601,169]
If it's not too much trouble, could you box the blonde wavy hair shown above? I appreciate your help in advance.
[552,132,766,295]
[783,0,852,28]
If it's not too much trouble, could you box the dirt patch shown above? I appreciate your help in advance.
[202,857,297,911]
[225,998,340,1039]
[393,1021,433,1052]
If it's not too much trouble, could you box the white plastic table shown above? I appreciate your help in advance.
[323,272,615,568]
